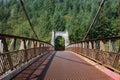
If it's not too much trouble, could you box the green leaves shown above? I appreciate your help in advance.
[0,0,119,43]
[55,36,65,50]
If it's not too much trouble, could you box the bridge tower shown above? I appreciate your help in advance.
[51,30,70,47]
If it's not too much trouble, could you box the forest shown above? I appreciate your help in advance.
[0,0,119,43]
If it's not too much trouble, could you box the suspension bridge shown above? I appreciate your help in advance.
[0,0,120,80]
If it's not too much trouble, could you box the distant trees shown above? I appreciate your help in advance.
[55,36,65,50]
[90,0,119,39]
[0,0,119,43]
[119,0,120,36]
[44,0,55,15]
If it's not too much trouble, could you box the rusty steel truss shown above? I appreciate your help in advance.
[66,36,120,74]
[0,34,54,76]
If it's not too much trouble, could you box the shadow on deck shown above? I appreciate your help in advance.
[12,51,56,80]
[12,51,113,80]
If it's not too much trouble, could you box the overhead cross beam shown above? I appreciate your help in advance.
[83,0,105,40]
[19,0,39,40]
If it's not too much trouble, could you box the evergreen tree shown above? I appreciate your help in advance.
[0,0,119,42]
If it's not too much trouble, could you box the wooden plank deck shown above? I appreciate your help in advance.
[12,51,113,80]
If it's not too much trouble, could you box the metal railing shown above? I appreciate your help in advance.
[66,36,120,74]
[0,34,54,76]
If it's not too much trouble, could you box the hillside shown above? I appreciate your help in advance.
[0,0,119,43]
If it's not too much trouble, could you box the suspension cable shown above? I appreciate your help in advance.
[82,0,105,40]
[19,0,39,40]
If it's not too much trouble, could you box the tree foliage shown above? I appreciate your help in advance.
[0,0,119,43]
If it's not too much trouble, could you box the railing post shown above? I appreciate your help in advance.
[86,42,89,49]
[35,41,37,56]
[77,43,79,54]
[83,42,85,48]
[23,40,28,62]
[76,44,78,53]
[34,41,37,57]
[75,44,76,53]
[26,40,30,60]
[74,44,76,52]
[39,43,42,54]
[93,41,96,49]
[43,43,45,52]
[109,40,117,52]
[25,40,29,49]
[31,41,34,48]
[31,41,36,57]
[84,42,86,48]
[0,39,3,53]
[45,44,46,51]
[42,43,44,53]
[13,39,17,50]
[2,37,13,70]
[9,39,16,51]
[79,43,81,48]
[37,42,41,55]
[81,42,84,54]
[89,41,92,49]
[19,40,24,50]
[47,44,48,51]
[79,43,82,53]
[19,40,28,62]
[86,42,88,48]
[100,40,105,51]
[109,40,112,52]
[44,43,46,51]
[41,43,43,53]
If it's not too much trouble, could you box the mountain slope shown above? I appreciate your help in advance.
[0,0,119,43]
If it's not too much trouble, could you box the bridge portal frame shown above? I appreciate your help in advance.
[51,30,70,47]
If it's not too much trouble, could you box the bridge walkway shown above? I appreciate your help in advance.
[12,51,113,80]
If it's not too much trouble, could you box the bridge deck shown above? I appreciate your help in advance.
[12,51,113,80]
